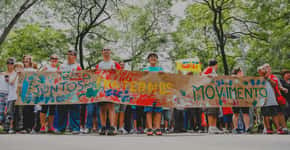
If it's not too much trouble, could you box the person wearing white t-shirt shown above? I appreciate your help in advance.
[17,55,36,133]
[96,48,121,136]
[55,50,82,134]
[39,54,59,133]
[4,58,19,134]
[0,71,9,127]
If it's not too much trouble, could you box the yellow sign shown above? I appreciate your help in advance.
[176,58,201,73]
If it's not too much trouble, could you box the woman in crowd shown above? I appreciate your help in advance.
[39,54,59,133]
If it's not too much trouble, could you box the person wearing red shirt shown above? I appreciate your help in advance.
[201,59,223,134]
[263,64,288,134]
[222,107,233,133]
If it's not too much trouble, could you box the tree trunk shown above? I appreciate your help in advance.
[78,34,85,69]
[220,44,229,75]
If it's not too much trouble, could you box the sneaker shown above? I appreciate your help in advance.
[99,127,106,135]
[18,129,28,134]
[277,128,287,135]
[129,128,138,134]
[208,127,224,134]
[155,129,162,136]
[223,128,230,134]
[83,128,91,134]
[118,128,128,135]
[80,128,85,134]
[232,128,241,134]
[92,128,98,133]
[245,128,252,134]
[40,126,46,133]
[8,129,15,134]
[54,129,64,134]
[107,127,117,136]
[144,128,148,133]
[30,129,37,134]
[48,127,56,133]
[264,129,273,134]
[72,130,80,135]
[146,128,154,136]
[282,128,288,134]
[164,128,170,134]
[169,128,174,133]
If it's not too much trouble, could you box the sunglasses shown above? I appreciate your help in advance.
[50,57,58,60]
[102,49,111,51]
[7,62,14,65]
[67,53,76,56]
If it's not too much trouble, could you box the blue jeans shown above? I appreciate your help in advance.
[55,105,80,132]
[86,103,101,129]
[0,93,8,124]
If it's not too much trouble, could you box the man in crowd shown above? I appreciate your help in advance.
[55,50,82,134]
[263,64,288,134]
[201,59,223,134]
[96,48,121,135]
[280,69,290,122]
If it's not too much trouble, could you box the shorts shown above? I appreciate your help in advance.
[6,101,15,121]
[207,108,219,116]
[223,114,233,123]
[261,106,279,116]
[144,106,162,113]
[162,109,171,121]
[41,105,56,115]
[115,104,127,113]
[232,107,250,114]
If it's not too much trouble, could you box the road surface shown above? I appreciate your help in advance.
[0,133,289,150]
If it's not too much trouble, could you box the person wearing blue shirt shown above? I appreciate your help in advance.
[142,53,163,136]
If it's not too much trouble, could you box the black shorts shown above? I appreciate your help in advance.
[232,107,249,114]
[261,106,279,116]
[207,108,219,116]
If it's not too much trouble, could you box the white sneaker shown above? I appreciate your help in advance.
[129,128,138,134]
[222,128,230,133]
[208,127,224,134]
[80,128,85,133]
[118,128,128,134]
[282,128,288,134]
[84,128,91,134]
[8,129,15,134]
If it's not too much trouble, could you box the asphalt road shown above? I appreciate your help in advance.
[0,133,289,150]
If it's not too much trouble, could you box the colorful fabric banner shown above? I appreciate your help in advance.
[16,70,267,107]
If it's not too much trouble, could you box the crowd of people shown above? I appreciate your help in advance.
[0,48,289,136]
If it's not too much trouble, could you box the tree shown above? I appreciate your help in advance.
[47,0,117,69]
[0,24,69,68]
[115,0,173,70]
[242,0,290,75]
[0,0,40,47]
[173,0,268,75]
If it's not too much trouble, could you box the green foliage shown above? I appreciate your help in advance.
[0,24,69,69]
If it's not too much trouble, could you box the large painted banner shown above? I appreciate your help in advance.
[16,70,267,107]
